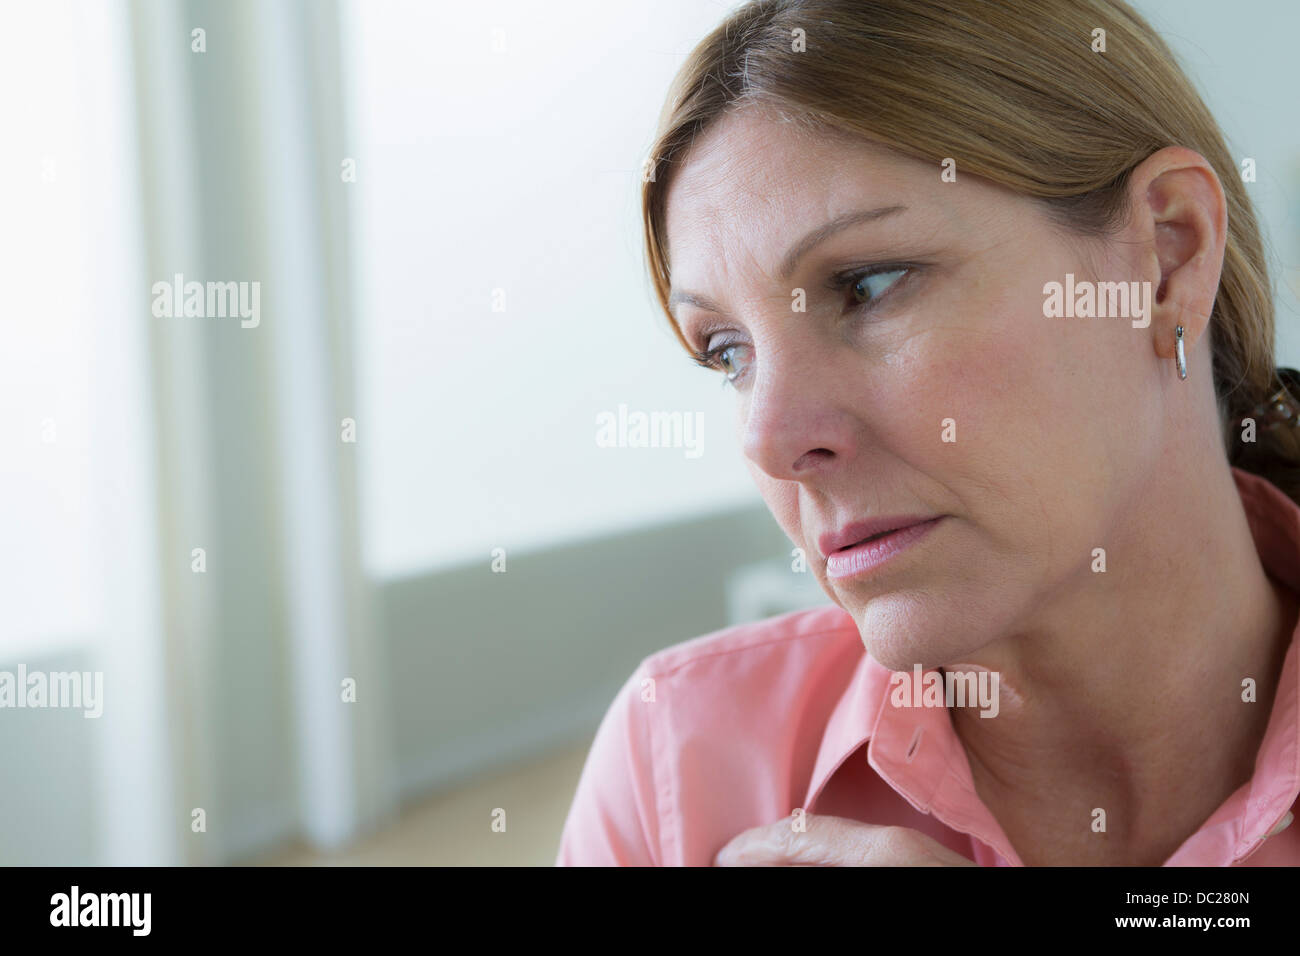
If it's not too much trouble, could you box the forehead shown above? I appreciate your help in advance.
[663,107,927,268]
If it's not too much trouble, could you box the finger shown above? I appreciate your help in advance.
[801,815,976,866]
[713,819,795,866]
[715,814,977,866]
[715,814,882,866]
[1265,810,1294,839]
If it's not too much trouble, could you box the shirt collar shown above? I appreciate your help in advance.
[802,647,1025,863]
[801,466,1300,866]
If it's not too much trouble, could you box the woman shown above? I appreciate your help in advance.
[557,0,1300,866]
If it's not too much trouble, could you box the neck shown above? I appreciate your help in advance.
[948,462,1300,866]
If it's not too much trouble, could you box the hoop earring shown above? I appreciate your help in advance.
[1175,325,1187,380]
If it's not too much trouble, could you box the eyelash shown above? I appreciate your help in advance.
[689,263,914,381]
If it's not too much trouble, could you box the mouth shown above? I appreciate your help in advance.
[845,528,899,547]
[823,516,943,581]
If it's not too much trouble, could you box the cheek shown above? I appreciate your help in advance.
[744,459,802,541]
[882,268,1114,559]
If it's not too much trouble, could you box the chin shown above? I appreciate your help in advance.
[852,592,993,672]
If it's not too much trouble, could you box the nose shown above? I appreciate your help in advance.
[740,343,861,482]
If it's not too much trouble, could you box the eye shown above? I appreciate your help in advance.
[691,340,752,386]
[716,344,745,381]
[840,266,910,308]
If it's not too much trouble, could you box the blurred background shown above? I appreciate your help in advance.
[1,0,1297,866]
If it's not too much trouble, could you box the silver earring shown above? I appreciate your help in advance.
[1175,325,1187,380]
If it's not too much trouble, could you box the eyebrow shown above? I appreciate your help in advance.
[668,204,908,315]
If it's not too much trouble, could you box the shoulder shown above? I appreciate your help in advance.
[627,604,864,741]
[637,603,861,683]
[556,603,861,865]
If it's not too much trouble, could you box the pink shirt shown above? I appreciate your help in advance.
[556,467,1300,866]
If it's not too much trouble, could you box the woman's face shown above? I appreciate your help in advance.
[664,107,1167,671]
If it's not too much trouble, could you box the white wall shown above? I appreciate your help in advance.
[344,0,764,579]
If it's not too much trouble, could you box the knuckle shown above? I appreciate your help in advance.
[771,820,803,858]
[874,825,921,860]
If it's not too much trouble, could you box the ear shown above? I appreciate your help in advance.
[1124,146,1227,361]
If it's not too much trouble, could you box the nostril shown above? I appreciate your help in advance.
[791,448,835,472]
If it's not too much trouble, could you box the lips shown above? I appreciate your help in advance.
[822,517,943,580]
[818,515,939,560]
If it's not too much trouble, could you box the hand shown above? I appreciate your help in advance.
[713,812,979,866]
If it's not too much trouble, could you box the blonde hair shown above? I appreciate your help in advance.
[641,0,1300,502]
